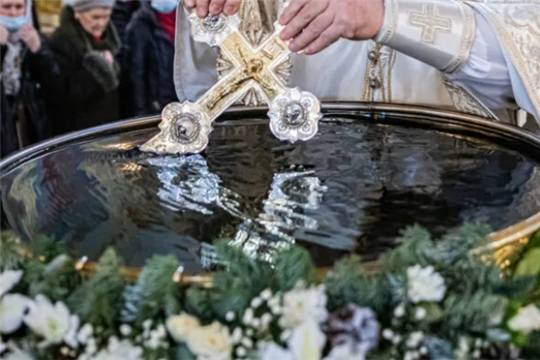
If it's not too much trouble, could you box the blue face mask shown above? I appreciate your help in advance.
[0,15,27,31]
[151,0,178,14]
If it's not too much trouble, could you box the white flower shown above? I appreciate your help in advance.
[260,289,272,301]
[323,340,367,360]
[415,307,426,320]
[280,285,328,328]
[288,318,326,360]
[185,321,232,360]
[93,337,142,360]
[243,308,254,325]
[120,324,132,337]
[77,324,93,345]
[231,327,243,344]
[3,342,34,360]
[0,271,23,298]
[393,304,405,318]
[0,294,30,334]
[251,297,263,309]
[406,331,424,348]
[23,295,80,348]
[508,304,540,335]
[382,329,393,340]
[407,265,446,303]
[166,313,200,343]
[258,342,294,360]
[225,312,235,322]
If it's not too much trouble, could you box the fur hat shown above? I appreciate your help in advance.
[72,0,115,12]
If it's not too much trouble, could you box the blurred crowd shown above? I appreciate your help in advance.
[1,0,179,158]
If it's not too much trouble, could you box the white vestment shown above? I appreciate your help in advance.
[174,0,540,127]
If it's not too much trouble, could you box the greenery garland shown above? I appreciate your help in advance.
[0,223,539,360]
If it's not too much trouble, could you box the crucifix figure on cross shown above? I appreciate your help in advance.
[140,8,323,155]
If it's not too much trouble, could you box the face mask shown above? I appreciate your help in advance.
[0,15,27,31]
[151,0,178,14]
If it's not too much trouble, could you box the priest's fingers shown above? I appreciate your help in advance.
[223,0,241,15]
[304,26,340,55]
[280,0,329,41]
[196,0,210,17]
[184,0,195,9]
[289,11,334,53]
[279,0,309,28]
[209,0,226,15]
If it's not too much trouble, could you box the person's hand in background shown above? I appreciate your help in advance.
[102,50,114,66]
[19,24,41,53]
[0,24,8,45]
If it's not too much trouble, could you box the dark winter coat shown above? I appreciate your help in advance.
[111,0,140,118]
[125,4,177,116]
[1,36,54,158]
[44,6,121,136]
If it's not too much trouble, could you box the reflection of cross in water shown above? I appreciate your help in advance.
[201,29,289,115]
[408,4,452,43]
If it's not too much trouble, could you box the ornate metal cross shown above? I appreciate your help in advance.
[141,10,322,155]
[408,4,452,44]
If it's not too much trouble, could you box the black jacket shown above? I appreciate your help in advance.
[125,4,177,116]
[1,37,54,158]
[44,6,121,136]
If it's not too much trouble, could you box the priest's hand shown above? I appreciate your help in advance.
[279,0,385,55]
[184,0,241,18]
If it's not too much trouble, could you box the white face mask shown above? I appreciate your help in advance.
[151,0,178,14]
[0,15,27,31]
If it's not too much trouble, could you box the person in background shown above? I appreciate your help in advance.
[125,0,178,116]
[45,0,120,135]
[111,0,139,118]
[0,0,53,158]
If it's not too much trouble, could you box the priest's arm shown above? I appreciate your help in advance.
[277,0,540,124]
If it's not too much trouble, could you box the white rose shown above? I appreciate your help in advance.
[281,285,328,328]
[186,321,232,360]
[93,336,142,360]
[0,294,31,334]
[508,304,540,335]
[166,313,200,343]
[0,271,23,298]
[407,265,446,303]
[288,318,326,360]
[23,295,79,348]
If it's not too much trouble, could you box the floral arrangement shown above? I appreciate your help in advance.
[0,223,539,360]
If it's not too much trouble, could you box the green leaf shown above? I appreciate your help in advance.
[515,249,540,277]
[421,302,444,323]
[69,248,124,331]
[273,245,315,291]
[171,344,196,360]
[325,256,390,312]
[0,231,23,271]
[443,292,507,336]
[122,255,182,325]
[379,224,434,272]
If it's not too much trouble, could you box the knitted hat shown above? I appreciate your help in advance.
[72,0,115,12]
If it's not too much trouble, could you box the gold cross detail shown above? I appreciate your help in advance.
[409,4,452,44]
[198,27,290,119]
